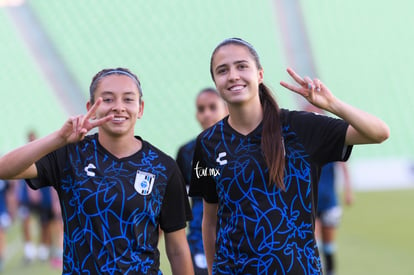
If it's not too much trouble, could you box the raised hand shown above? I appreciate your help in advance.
[280,68,336,111]
[58,98,113,144]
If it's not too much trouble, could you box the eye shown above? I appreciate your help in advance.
[216,67,227,75]
[102,98,113,103]
[238,63,248,70]
[209,104,217,111]
[124,98,135,102]
[197,106,205,113]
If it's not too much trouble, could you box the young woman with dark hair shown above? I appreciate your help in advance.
[0,68,194,275]
[190,38,389,275]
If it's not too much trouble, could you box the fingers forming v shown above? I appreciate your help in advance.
[82,97,102,125]
[92,115,114,128]
[87,98,114,128]
[286,68,306,86]
[314,78,321,92]
[303,76,313,90]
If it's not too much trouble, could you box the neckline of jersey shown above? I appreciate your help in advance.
[94,134,146,162]
[224,116,263,138]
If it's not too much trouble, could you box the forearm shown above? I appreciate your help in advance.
[0,130,67,179]
[202,219,217,275]
[202,201,218,275]
[340,163,352,191]
[168,251,193,275]
[165,229,194,275]
[327,98,390,144]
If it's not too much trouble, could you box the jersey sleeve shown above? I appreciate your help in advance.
[288,110,353,165]
[27,147,66,190]
[159,162,193,233]
[189,135,219,203]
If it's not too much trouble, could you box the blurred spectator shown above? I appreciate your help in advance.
[305,104,354,275]
[176,87,227,275]
[16,131,58,263]
[0,178,14,271]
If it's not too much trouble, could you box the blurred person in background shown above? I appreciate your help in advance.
[315,161,352,275]
[17,131,56,263]
[49,185,63,269]
[0,176,15,271]
[176,88,228,275]
[305,104,353,275]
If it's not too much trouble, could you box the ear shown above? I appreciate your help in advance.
[258,69,264,84]
[195,109,202,125]
[86,101,92,111]
[137,100,144,119]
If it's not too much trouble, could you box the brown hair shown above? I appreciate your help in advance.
[197,87,219,97]
[89,67,142,104]
[210,38,285,190]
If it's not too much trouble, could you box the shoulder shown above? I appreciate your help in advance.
[177,139,196,155]
[139,137,177,167]
[280,108,316,123]
[197,116,228,141]
[280,108,338,130]
[65,133,97,149]
[55,134,97,156]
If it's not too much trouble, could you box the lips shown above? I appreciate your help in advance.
[112,117,127,123]
[228,85,246,91]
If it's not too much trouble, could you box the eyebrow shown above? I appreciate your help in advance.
[100,91,138,96]
[215,60,249,71]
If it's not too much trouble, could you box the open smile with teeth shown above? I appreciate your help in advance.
[229,85,245,91]
[112,117,127,122]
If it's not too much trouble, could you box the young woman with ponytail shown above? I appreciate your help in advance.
[189,38,389,275]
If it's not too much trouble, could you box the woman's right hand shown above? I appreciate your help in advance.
[58,98,113,144]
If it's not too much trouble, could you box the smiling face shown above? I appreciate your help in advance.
[211,44,263,106]
[87,74,143,138]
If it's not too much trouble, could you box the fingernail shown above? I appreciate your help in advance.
[316,87,321,92]
[307,83,312,90]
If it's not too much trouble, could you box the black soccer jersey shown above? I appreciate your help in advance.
[28,134,191,275]
[189,109,352,275]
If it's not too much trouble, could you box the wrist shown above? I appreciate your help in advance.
[324,96,344,116]
[50,130,69,148]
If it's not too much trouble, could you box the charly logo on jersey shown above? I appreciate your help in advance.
[84,163,96,177]
[134,170,156,196]
[216,152,228,165]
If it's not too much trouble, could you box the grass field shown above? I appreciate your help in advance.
[2,189,413,275]
[336,189,414,275]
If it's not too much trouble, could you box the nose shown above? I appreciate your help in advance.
[111,98,125,112]
[228,67,240,81]
[203,109,215,124]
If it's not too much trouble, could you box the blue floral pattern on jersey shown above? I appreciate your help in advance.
[200,121,322,275]
[58,138,166,275]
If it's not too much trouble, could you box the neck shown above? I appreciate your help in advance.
[227,98,263,135]
[98,132,142,158]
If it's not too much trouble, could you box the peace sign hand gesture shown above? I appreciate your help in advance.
[58,98,113,144]
[280,68,336,112]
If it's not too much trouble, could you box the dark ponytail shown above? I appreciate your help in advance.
[259,83,285,190]
[210,38,285,189]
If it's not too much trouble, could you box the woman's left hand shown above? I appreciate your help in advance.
[280,68,335,112]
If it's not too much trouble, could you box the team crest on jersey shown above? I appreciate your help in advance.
[134,170,156,196]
